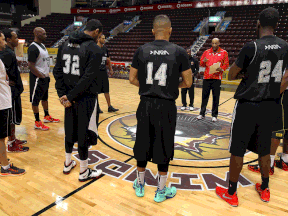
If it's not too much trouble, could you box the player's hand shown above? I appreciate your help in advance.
[236,73,245,79]
[110,69,114,75]
[216,67,223,72]
[60,95,68,103]
[63,100,72,108]
[9,80,15,86]
[60,95,72,108]
[39,74,45,79]
[203,57,209,63]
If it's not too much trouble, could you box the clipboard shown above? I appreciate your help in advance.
[209,62,221,74]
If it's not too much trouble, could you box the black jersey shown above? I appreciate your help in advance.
[131,40,190,100]
[234,35,288,101]
[53,31,102,102]
[99,46,109,71]
[0,46,23,97]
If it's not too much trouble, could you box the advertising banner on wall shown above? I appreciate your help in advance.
[71,0,286,14]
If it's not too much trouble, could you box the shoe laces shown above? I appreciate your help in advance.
[9,164,19,172]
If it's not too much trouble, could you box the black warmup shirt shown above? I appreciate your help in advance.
[189,55,199,75]
[53,31,102,102]
[234,35,288,101]
[99,46,109,72]
[131,40,190,100]
[0,46,24,97]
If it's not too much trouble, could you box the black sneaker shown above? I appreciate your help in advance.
[98,108,103,114]
[108,106,119,112]
[0,163,26,176]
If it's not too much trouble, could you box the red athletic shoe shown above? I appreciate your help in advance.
[275,157,288,171]
[15,139,27,145]
[7,144,29,153]
[255,183,270,202]
[216,186,239,207]
[43,115,60,123]
[248,164,274,175]
[34,121,49,130]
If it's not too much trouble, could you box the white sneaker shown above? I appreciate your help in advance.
[212,117,217,122]
[189,106,194,111]
[79,168,102,182]
[63,160,77,175]
[197,115,204,120]
[181,106,186,111]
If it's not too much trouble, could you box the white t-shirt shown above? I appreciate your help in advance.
[0,59,12,110]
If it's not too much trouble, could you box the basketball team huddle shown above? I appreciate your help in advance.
[0,6,287,207]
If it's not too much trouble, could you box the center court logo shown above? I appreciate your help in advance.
[107,112,233,161]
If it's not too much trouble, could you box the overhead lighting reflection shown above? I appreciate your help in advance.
[52,193,68,211]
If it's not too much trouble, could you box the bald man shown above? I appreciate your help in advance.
[129,14,192,203]
[197,38,229,122]
[28,27,59,131]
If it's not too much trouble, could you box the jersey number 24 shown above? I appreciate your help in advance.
[258,60,283,83]
[146,62,167,86]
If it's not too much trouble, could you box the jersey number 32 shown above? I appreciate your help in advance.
[63,54,80,76]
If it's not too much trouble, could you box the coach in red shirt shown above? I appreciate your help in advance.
[197,38,229,122]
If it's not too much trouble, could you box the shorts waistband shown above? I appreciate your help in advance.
[140,95,175,102]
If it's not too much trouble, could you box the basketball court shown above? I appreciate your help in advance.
[0,74,286,216]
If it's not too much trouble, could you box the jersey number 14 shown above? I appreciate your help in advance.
[146,62,167,86]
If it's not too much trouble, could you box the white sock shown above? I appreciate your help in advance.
[158,175,167,191]
[270,155,275,167]
[65,153,72,166]
[79,159,88,173]
[282,153,288,163]
[136,170,145,185]
[2,163,10,170]
[7,140,15,147]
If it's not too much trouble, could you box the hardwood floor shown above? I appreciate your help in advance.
[0,73,287,216]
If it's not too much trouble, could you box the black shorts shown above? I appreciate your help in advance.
[98,71,109,94]
[229,100,278,157]
[30,74,50,106]
[133,96,177,164]
[65,95,99,148]
[10,95,22,125]
[272,90,288,139]
[0,109,10,139]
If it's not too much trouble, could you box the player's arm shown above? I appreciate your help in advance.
[228,42,255,80]
[179,47,193,88]
[53,44,67,98]
[194,57,199,75]
[28,46,45,78]
[107,57,113,74]
[199,51,208,67]
[129,47,141,87]
[179,69,193,88]
[280,69,288,94]
[228,63,243,80]
[66,43,102,103]
[129,67,139,87]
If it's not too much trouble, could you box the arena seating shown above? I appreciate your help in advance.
[106,7,215,62]
[18,13,74,47]
[198,3,288,65]
[17,13,135,48]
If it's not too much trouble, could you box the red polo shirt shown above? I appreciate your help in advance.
[200,47,229,80]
